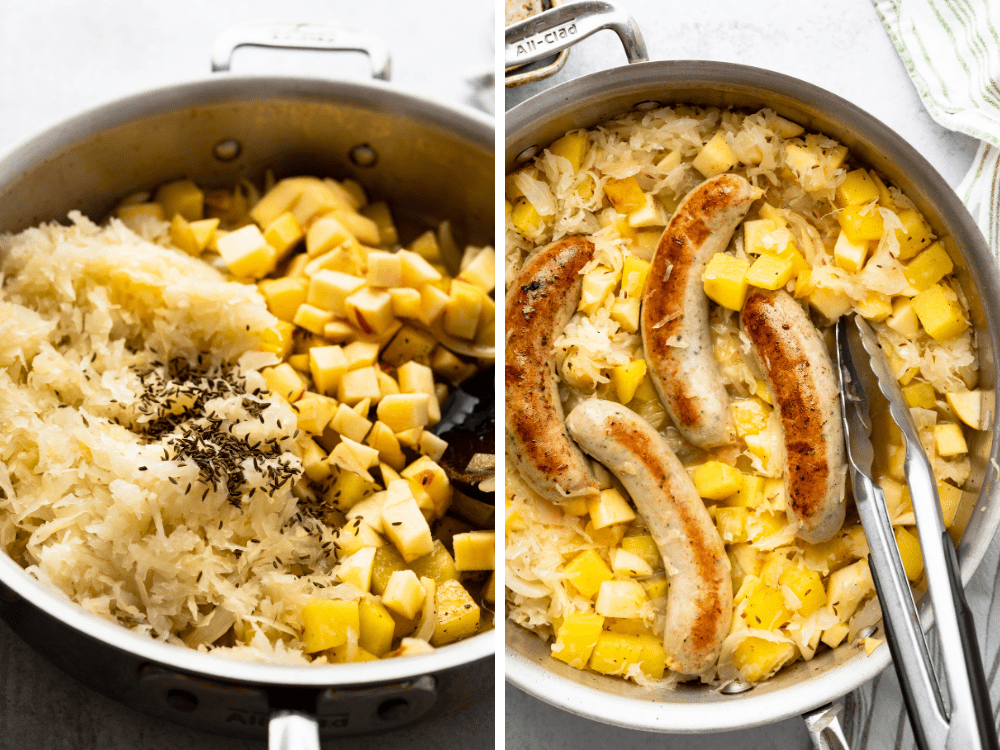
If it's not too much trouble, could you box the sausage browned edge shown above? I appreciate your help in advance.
[741,288,847,543]
[641,174,760,448]
[505,237,600,503]
[566,399,733,675]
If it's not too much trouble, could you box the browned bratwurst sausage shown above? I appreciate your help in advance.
[505,237,600,503]
[642,174,761,448]
[566,399,733,675]
[741,289,846,543]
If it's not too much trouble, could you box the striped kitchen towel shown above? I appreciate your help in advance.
[845,2,1000,747]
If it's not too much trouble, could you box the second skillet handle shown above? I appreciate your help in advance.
[504,0,648,71]
[212,21,391,80]
[269,710,321,750]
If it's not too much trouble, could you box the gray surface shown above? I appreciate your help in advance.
[505,0,979,746]
[0,2,494,749]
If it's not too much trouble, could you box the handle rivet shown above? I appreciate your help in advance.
[166,689,199,712]
[377,698,410,722]
[516,146,538,163]
[349,144,378,168]
[635,100,661,110]
[720,680,755,695]
[213,139,242,162]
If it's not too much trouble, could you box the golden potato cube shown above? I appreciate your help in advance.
[934,423,968,456]
[301,438,331,483]
[809,287,853,320]
[327,209,379,246]
[603,176,646,213]
[833,230,870,274]
[366,251,402,288]
[388,287,423,319]
[322,320,353,343]
[377,393,430,433]
[322,178,363,211]
[154,178,204,221]
[715,506,750,542]
[611,548,654,577]
[360,202,397,246]
[902,381,936,409]
[741,580,792,630]
[610,294,641,333]
[216,225,277,280]
[296,394,338,435]
[894,208,934,259]
[589,631,665,679]
[564,549,613,599]
[339,341,377,370]
[443,280,484,340]
[262,363,305,401]
[827,559,874,621]
[292,303,334,335]
[408,230,442,264]
[431,579,481,646]
[358,598,395,656]
[886,297,920,336]
[382,569,426,619]
[551,612,604,669]
[259,321,295,359]
[620,534,661,570]
[292,181,343,226]
[692,461,744,501]
[330,435,380,474]
[904,241,953,292]
[911,284,968,340]
[722,475,765,508]
[365,421,406,471]
[587,488,636,529]
[430,346,476,385]
[548,131,589,171]
[397,361,440,423]
[451,531,494,572]
[855,291,893,322]
[946,391,981,429]
[838,205,885,243]
[579,268,618,315]
[370,544,407,596]
[611,360,647,404]
[398,250,443,287]
[693,131,737,177]
[346,287,396,335]
[895,527,924,581]
[743,218,780,255]
[510,197,545,236]
[703,254,751,310]
[457,247,496,293]
[821,623,850,649]
[338,546,377,592]
[639,573,668,600]
[595,579,649,618]
[746,253,795,290]
[417,430,446,463]
[305,215,353,257]
[258,277,308,322]
[301,599,360,653]
[732,636,796,682]
[338,367,381,406]
[408,540,459,585]
[382,480,434,562]
[251,178,307,227]
[938,481,962,529]
[731,398,770,437]
[262,211,304,261]
[170,215,219,255]
[619,257,651,299]
[305,245,363,277]
[309,345,348,395]
[377,370,401,401]
[308,270,365,316]
[835,169,880,207]
[382,327,436,369]
[419,283,451,326]
[778,566,827,616]
[324,467,378,512]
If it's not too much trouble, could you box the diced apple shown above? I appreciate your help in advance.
[216,225,277,280]
[292,303,334,335]
[338,367,381,406]
[377,393,431,433]
[338,546,377,592]
[366,251,402,288]
[346,287,396,335]
[154,178,204,221]
[308,270,365,316]
[946,391,981,429]
[381,480,435,562]
[382,569,426,619]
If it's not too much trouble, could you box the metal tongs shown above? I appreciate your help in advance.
[836,315,999,749]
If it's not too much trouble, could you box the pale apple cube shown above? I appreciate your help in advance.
[456,247,496,293]
[306,215,354,257]
[376,370,401,401]
[346,287,396,335]
[323,321,354,343]
[397,362,440,423]
[442,280,483,340]
[382,569,426,618]
[389,287,422,318]
[262,363,305,402]
[305,245,361,276]
[331,403,373,443]
[295,394,338,435]
[418,430,448,462]
[946,391,981,429]
[338,546,377,592]
[594,579,649,618]
[692,131,737,178]
[309,346,348,395]
[330,437,380,481]
[292,181,344,227]
[611,548,654,577]
[382,480,435,562]
[628,194,668,228]
[587,487,636,529]
[307,270,364,315]
[324,178,365,210]
[366,421,407,471]
[338,367,381,405]
[833,230,870,274]
[579,268,617,315]
[250,178,306,227]
[343,341,380,370]
[887,298,921,337]
[399,250,443,287]
[367,251,402,288]
[395,427,423,449]
[452,531,495,571]
[430,346,477,384]
[292,303,334,335]
[346,491,388,533]
[377,393,431,433]
[610,295,641,333]
[262,211,303,260]
[216,225,277,280]
[328,209,380,246]
[420,284,451,326]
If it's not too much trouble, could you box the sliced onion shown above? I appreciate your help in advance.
[414,576,437,642]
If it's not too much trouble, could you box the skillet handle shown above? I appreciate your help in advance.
[269,710,321,750]
[211,22,391,80]
[504,0,648,72]
[803,701,851,750]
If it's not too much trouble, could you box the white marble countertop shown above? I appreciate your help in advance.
[505,0,979,747]
[0,2,494,749]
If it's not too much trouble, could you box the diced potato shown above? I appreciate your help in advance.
[886,297,920,336]
[418,430,447,462]
[366,421,407,471]
[827,559,874,621]
[723,474,764,508]
[894,209,933,259]
[456,247,495,293]
[430,346,477,385]
[305,216,353,257]
[588,631,665,679]
[431,579,481,646]
[778,566,827,616]
[346,287,396,335]
[604,176,646,213]
[611,360,647,404]
[835,169,880,207]
[382,569,426,619]
[388,287,423,319]
[611,548,654,577]
[946,391,981,429]
[401,456,453,517]
[938,481,962,529]
[326,178,365,210]
[381,480,434,562]
[408,540,459,585]
[579,268,618,315]
[746,253,795,290]
[170,215,219,255]
[587,488,636,529]
[338,546,377,592]
[833,230,870,274]
[731,398,770,437]
[295,394,338,435]
[621,534,661,570]
[292,180,345,226]
[154,178,204,221]
[692,131,737,177]
[307,270,364,316]
[595,579,649,618]
[324,468,378,513]
[934,423,967,456]
[895,527,924,581]
[360,202,398,247]
[342,341,379,370]
[377,393,431,433]
[692,461,744,501]
[639,573,668,600]
[902,381,936,410]
[328,209,380,246]
[442,280,484,340]
[728,544,761,592]
[551,612,604,668]
[855,291,893,322]
[510,198,544,236]
[262,363,305,401]
[371,544,407,595]
[367,251,402,288]
[418,283,451,326]
[301,599,360,653]
[259,321,295,359]
[703,254,751,310]
[809,287,853,320]
[715,506,750,542]
[627,193,669,227]
[358,598,395,656]
[741,580,792,630]
[216,225,277,280]
[837,205,884,243]
[262,211,304,260]
[338,367,381,405]
[332,518,384,557]
[259,277,308,322]
[609,294,641,333]
[564,549,614,599]
[732,636,796,682]
[409,230,442,264]
[250,179,307,227]
[904,242,953,292]
[308,345,348,395]
[397,362,440,424]
[911,284,968,340]
[330,402,373,443]
[821,623,850,649]
[329,437,380,482]
[398,250,443,287]
[548,132,589,171]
